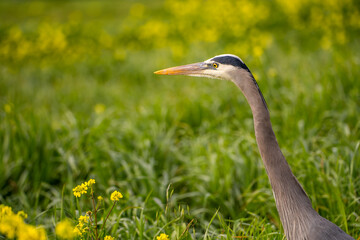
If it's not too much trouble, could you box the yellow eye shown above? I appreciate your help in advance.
[213,63,218,68]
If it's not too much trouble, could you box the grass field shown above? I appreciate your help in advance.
[0,0,359,239]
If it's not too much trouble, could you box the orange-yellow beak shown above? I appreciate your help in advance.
[154,62,206,75]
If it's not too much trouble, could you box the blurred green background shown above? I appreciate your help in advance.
[0,0,359,239]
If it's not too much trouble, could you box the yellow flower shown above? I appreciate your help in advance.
[0,205,23,239]
[157,233,169,240]
[0,214,21,239]
[0,205,46,240]
[253,46,264,57]
[18,224,47,240]
[78,215,89,224]
[74,225,83,236]
[0,205,13,219]
[87,179,95,186]
[98,196,103,201]
[94,103,106,114]
[4,104,12,113]
[74,214,89,236]
[73,179,96,197]
[73,182,88,198]
[56,219,76,239]
[104,236,115,240]
[110,191,123,202]
[17,211,28,219]
[73,226,82,236]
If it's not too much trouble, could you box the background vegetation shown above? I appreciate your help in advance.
[0,0,359,239]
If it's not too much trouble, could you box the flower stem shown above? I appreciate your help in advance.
[76,197,81,218]
[100,201,116,235]
[91,188,98,240]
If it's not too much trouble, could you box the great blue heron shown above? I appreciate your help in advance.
[154,54,354,240]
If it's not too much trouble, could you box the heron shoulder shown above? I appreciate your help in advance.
[307,217,354,240]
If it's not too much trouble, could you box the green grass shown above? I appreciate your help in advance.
[0,1,359,239]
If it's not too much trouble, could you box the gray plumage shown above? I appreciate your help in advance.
[155,54,354,240]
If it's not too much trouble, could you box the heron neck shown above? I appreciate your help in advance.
[231,69,318,239]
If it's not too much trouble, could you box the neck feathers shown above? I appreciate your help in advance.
[231,68,319,239]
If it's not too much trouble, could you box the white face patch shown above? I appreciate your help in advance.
[200,60,238,81]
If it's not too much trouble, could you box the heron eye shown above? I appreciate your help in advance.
[213,63,218,68]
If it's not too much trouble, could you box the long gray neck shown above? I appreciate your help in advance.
[231,69,319,239]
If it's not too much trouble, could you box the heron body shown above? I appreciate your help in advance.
[155,54,354,240]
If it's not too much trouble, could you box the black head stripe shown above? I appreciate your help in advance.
[210,54,267,109]
[211,55,249,70]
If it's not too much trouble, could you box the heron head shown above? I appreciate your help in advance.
[154,54,250,81]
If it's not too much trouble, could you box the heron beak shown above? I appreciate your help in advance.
[154,62,206,75]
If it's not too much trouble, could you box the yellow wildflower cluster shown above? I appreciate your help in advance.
[69,179,125,239]
[73,179,96,197]
[74,214,90,236]
[0,204,46,240]
[0,205,12,217]
[87,178,96,186]
[157,233,169,240]
[73,183,88,197]
[162,0,272,58]
[275,0,355,49]
[0,23,67,61]
[1,179,126,239]
[0,0,358,65]
[110,190,123,202]
[55,219,77,239]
